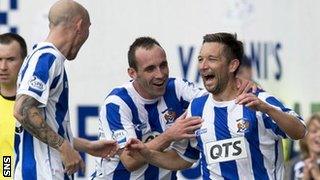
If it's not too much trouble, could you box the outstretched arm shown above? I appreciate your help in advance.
[119,113,202,171]
[73,137,119,158]
[125,138,193,170]
[13,94,84,175]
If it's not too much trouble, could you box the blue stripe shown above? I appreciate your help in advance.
[265,96,290,112]
[106,103,123,130]
[243,107,268,179]
[22,131,37,180]
[113,162,130,180]
[214,107,239,179]
[55,70,68,137]
[183,141,200,160]
[14,134,20,171]
[21,46,55,82]
[28,53,56,96]
[144,164,159,179]
[163,78,184,117]
[64,173,70,180]
[170,171,177,180]
[190,95,209,180]
[50,75,60,89]
[262,114,286,138]
[91,171,97,180]
[108,88,142,139]
[145,102,163,133]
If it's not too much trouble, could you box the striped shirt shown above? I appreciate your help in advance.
[15,42,73,180]
[175,90,304,180]
[93,78,206,180]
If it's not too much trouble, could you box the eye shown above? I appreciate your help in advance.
[145,66,155,72]
[198,57,203,62]
[8,57,15,62]
[160,62,168,69]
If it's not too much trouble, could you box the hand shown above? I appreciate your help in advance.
[236,93,270,113]
[236,77,258,95]
[58,140,85,175]
[125,138,150,158]
[304,154,320,180]
[87,140,119,158]
[164,112,203,141]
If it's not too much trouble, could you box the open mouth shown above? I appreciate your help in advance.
[203,74,215,82]
[153,81,165,87]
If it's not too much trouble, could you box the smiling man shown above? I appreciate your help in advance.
[124,33,306,180]
[93,36,257,180]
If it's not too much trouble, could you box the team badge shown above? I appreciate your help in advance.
[162,108,177,124]
[236,118,250,133]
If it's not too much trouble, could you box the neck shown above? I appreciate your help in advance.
[0,84,16,97]
[212,77,238,101]
[45,28,74,58]
[132,80,154,100]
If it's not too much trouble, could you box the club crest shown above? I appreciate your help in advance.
[236,118,250,133]
[163,108,177,124]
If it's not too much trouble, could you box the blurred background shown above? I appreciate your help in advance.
[1,0,319,179]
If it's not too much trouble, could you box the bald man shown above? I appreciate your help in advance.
[13,1,118,179]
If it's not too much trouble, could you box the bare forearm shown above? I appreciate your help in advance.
[144,149,192,170]
[14,95,64,149]
[73,137,89,152]
[121,132,174,171]
[265,106,306,140]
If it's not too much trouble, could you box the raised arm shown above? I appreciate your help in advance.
[236,93,306,140]
[13,94,84,175]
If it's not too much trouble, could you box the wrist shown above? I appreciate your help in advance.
[161,130,175,142]
[57,138,66,152]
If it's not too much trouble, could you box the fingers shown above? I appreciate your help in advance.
[184,117,203,126]
[236,93,256,105]
[64,158,83,175]
[178,111,187,119]
[236,79,247,96]
[185,123,202,134]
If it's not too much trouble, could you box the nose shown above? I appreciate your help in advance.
[0,60,8,71]
[154,67,165,79]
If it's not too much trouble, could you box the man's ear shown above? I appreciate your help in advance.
[128,67,137,79]
[75,18,83,33]
[229,59,240,73]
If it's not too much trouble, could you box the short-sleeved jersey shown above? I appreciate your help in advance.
[175,90,304,180]
[92,78,206,180]
[14,42,73,180]
[0,95,16,179]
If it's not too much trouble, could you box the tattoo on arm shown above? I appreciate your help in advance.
[16,95,64,149]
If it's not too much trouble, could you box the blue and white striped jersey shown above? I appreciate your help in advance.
[15,42,73,180]
[175,90,304,180]
[93,78,206,180]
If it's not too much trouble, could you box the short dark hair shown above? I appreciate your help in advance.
[0,33,27,59]
[203,32,244,74]
[128,37,162,70]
